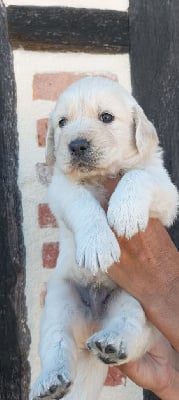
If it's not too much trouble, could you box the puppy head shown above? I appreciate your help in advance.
[46,77,158,181]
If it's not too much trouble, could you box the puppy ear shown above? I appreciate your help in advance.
[45,117,56,165]
[133,104,159,156]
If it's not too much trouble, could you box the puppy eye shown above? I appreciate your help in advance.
[100,112,114,123]
[59,118,67,128]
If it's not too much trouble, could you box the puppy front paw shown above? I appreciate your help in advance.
[107,198,149,239]
[30,368,72,400]
[76,224,120,273]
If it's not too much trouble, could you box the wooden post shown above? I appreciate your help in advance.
[0,2,30,399]
[129,0,179,246]
[129,1,179,399]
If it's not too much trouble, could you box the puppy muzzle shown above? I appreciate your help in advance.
[68,138,97,170]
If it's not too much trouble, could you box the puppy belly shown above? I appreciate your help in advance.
[70,281,118,349]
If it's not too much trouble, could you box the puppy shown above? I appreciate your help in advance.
[31,77,178,400]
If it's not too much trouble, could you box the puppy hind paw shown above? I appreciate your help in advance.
[86,331,128,366]
[30,370,72,400]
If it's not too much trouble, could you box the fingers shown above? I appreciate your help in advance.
[104,367,126,386]
[40,282,47,307]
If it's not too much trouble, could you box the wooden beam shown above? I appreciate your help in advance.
[7,5,129,53]
[0,2,30,399]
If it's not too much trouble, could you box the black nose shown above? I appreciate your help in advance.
[69,139,90,156]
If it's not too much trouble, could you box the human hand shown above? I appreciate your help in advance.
[104,367,126,386]
[118,335,179,399]
[104,336,179,396]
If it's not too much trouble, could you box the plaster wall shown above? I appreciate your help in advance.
[6,0,128,11]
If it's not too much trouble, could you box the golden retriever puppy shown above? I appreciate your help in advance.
[31,77,178,400]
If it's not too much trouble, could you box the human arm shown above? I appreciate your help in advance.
[102,177,179,394]
[102,176,179,350]
[107,218,179,351]
[108,227,179,398]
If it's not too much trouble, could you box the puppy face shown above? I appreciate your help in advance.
[46,77,158,181]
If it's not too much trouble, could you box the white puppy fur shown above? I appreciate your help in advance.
[31,77,178,400]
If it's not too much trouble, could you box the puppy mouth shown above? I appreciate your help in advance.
[71,154,97,171]
[68,140,102,172]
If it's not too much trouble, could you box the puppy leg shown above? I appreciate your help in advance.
[87,290,159,365]
[108,167,178,238]
[107,170,152,238]
[49,172,120,273]
[30,277,79,400]
[65,351,107,400]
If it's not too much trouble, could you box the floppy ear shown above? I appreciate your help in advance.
[133,104,159,156]
[45,117,56,165]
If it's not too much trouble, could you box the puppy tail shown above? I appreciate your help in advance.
[65,350,108,400]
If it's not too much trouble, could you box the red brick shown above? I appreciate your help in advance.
[33,72,86,100]
[37,118,48,147]
[42,242,59,269]
[38,203,58,228]
[33,72,118,101]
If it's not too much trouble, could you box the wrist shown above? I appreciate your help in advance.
[155,368,179,400]
[142,276,179,351]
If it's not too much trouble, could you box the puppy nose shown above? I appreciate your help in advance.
[69,139,90,156]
